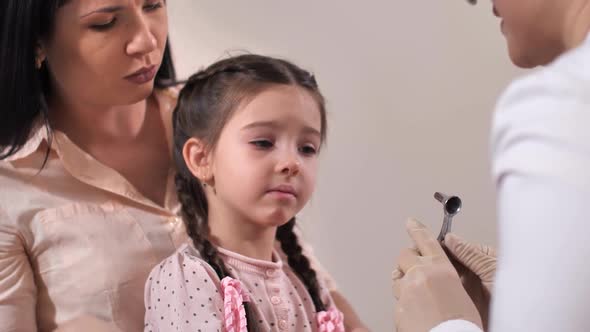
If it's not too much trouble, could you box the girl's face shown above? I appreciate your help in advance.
[493,0,572,68]
[195,85,323,229]
[42,0,168,107]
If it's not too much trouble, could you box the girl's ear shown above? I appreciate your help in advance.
[182,138,214,184]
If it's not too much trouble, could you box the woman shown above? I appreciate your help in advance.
[393,0,590,331]
[0,1,367,331]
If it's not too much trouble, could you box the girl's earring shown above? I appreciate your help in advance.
[202,182,216,195]
[204,175,216,194]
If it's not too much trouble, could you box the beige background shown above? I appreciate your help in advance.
[168,1,523,330]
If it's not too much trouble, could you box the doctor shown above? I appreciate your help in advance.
[393,0,590,331]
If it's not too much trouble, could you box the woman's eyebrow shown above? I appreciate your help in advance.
[80,5,124,18]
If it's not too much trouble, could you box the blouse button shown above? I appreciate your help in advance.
[265,269,276,278]
[169,216,181,225]
[271,296,281,305]
[278,319,288,330]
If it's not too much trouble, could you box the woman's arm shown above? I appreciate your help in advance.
[0,206,37,332]
[489,177,590,330]
[488,69,590,331]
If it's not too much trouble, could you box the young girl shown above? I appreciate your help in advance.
[144,54,344,332]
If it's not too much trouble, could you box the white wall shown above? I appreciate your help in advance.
[168,1,523,330]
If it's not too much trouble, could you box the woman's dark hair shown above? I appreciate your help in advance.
[173,54,328,330]
[0,0,176,160]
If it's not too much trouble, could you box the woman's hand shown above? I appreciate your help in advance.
[392,219,483,332]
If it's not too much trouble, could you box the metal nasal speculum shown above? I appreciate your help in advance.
[434,192,462,242]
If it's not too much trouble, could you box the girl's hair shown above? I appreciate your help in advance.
[0,0,176,161]
[173,54,328,330]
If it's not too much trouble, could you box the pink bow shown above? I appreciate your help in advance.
[317,307,345,332]
[220,277,250,332]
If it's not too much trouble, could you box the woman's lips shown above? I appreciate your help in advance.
[125,65,157,84]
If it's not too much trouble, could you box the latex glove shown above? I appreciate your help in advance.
[444,233,497,330]
[445,233,496,293]
[392,219,483,332]
[54,315,122,332]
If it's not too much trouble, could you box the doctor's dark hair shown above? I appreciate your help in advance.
[0,0,176,161]
[173,54,328,330]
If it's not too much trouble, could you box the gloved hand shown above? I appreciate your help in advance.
[392,219,483,332]
[444,233,497,330]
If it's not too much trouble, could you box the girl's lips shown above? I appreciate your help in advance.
[267,184,297,199]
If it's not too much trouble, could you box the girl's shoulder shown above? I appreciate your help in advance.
[146,242,220,287]
[144,243,227,329]
[144,243,225,313]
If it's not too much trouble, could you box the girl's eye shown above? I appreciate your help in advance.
[144,1,164,12]
[300,145,317,155]
[250,140,274,149]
